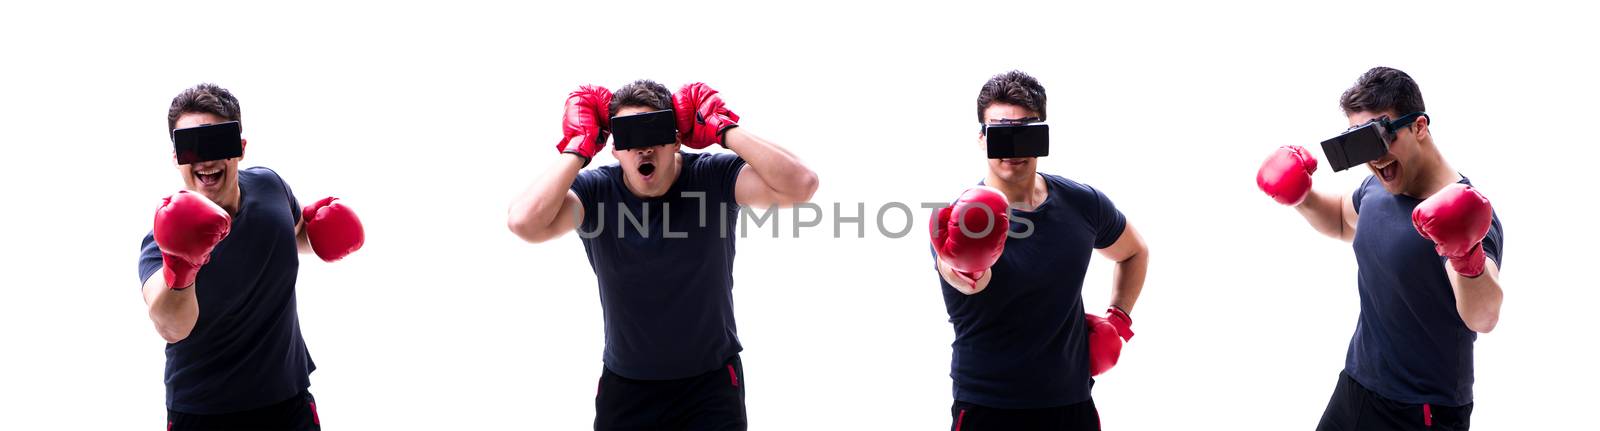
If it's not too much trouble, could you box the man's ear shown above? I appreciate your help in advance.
[977,119,989,149]
[239,138,248,160]
[1412,116,1430,141]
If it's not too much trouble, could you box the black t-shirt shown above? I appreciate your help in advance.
[570,152,748,380]
[139,167,313,414]
[936,173,1127,409]
[1346,175,1504,406]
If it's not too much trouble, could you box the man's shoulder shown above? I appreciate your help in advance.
[1039,172,1105,203]
[685,151,744,168]
[239,166,286,188]
[578,163,621,183]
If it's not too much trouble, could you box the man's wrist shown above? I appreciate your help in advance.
[719,125,747,150]
[1110,304,1130,317]
[560,150,592,167]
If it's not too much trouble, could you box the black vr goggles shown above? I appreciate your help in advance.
[1321,112,1427,172]
[981,117,1049,159]
[610,109,678,150]
[172,121,243,165]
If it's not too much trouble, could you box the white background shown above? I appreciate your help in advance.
[2,1,1594,429]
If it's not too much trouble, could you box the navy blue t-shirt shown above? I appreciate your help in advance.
[570,152,747,380]
[936,173,1127,409]
[138,167,313,414]
[1346,175,1503,406]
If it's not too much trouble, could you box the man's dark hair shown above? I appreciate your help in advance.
[976,70,1047,123]
[610,79,673,118]
[1340,67,1426,116]
[167,83,242,138]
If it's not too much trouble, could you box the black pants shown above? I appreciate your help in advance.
[167,390,320,431]
[951,398,1100,431]
[1317,372,1472,431]
[595,355,746,431]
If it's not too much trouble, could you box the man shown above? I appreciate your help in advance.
[1255,66,1504,430]
[140,83,365,430]
[930,70,1150,430]
[507,80,818,430]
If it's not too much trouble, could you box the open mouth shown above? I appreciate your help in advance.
[194,166,224,187]
[638,161,657,177]
[1370,158,1401,184]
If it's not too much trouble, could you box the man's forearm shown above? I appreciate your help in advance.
[144,279,199,343]
[1110,250,1148,313]
[509,153,584,237]
[724,128,818,201]
[1452,261,1503,333]
[1294,189,1349,240]
[295,220,312,254]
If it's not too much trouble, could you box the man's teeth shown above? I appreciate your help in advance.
[1371,160,1394,170]
[196,169,220,175]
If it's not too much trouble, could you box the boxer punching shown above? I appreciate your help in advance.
[1256,67,1503,431]
[931,71,1149,431]
[140,84,364,430]
[507,80,818,430]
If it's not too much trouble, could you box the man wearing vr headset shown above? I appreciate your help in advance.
[1256,67,1503,430]
[139,83,365,430]
[507,80,818,430]
[930,70,1149,430]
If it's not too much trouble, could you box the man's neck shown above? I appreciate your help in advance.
[218,187,242,215]
[1407,141,1461,199]
[986,170,1045,210]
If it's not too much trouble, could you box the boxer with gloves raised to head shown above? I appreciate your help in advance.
[1255,67,1503,431]
[508,80,818,430]
[139,84,363,430]
[930,71,1149,431]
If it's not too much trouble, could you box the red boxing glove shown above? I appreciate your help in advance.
[1086,307,1134,376]
[153,191,232,289]
[930,186,1010,281]
[557,85,613,166]
[1256,145,1318,206]
[302,197,365,262]
[1412,183,1494,277]
[673,82,740,149]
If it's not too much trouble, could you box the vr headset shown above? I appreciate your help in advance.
[982,117,1049,159]
[172,121,243,165]
[1321,112,1427,172]
[610,109,678,150]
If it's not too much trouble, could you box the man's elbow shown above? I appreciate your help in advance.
[506,215,554,244]
[153,320,191,344]
[159,331,189,344]
[1127,245,1149,265]
[781,171,820,204]
[800,171,820,201]
[1466,312,1499,333]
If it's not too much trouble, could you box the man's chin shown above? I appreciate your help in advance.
[992,162,1034,182]
[184,185,225,204]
